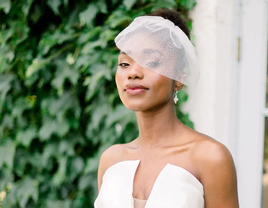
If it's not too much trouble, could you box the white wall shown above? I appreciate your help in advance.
[182,0,239,157]
[183,0,268,207]
[234,0,267,207]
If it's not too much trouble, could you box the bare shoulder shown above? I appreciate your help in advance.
[193,134,235,172]
[99,144,126,173]
[97,144,125,191]
[192,133,234,166]
[190,132,239,207]
[189,132,236,179]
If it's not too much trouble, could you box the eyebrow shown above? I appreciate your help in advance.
[120,51,130,55]
[143,49,162,55]
[120,49,162,55]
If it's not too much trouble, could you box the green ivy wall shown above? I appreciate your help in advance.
[0,0,196,207]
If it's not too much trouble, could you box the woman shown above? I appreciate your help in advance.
[94,8,239,208]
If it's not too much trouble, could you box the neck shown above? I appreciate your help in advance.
[135,102,184,148]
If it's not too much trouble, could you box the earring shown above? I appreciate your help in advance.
[174,90,179,104]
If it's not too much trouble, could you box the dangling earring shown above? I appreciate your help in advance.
[174,90,179,104]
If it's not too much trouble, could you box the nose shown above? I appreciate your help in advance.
[128,62,144,80]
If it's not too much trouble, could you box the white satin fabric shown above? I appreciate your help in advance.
[94,160,204,208]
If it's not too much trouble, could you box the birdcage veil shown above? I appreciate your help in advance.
[114,16,200,88]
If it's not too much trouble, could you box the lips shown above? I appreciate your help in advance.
[125,84,149,95]
[125,84,149,90]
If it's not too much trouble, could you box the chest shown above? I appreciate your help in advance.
[132,161,195,200]
[130,150,198,200]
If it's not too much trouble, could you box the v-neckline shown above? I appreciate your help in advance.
[131,159,169,204]
[102,159,203,208]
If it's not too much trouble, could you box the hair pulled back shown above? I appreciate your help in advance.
[147,8,190,39]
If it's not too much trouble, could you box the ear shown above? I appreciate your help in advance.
[174,81,184,91]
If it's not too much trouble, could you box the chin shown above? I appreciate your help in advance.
[120,95,170,112]
[124,104,147,112]
[124,101,162,112]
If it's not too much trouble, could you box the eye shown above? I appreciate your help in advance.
[147,61,162,68]
[118,62,130,67]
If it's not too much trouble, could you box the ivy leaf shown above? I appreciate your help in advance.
[81,39,106,53]
[85,63,112,101]
[9,21,30,45]
[78,174,94,190]
[38,30,74,55]
[0,115,13,138]
[0,0,11,14]
[96,0,107,14]
[12,97,32,118]
[42,143,58,167]
[69,157,85,181]
[51,64,80,89]
[77,26,101,44]
[48,91,81,118]
[91,103,111,130]
[0,74,15,102]
[53,157,67,186]
[38,119,58,141]
[123,0,136,10]
[55,119,70,137]
[45,200,71,208]
[84,157,99,174]
[153,0,176,10]
[79,4,98,27]
[106,10,132,28]
[106,104,134,128]
[39,116,70,141]
[16,177,39,207]
[0,139,15,168]
[178,88,188,102]
[30,4,43,23]
[103,29,118,42]
[63,0,68,7]
[21,0,34,16]
[85,72,104,101]
[0,29,13,43]
[47,0,62,15]
[26,58,49,78]
[2,189,13,207]
[16,127,37,148]
[59,140,75,156]
[179,0,196,11]
[0,45,12,73]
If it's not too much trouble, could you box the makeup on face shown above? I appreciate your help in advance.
[125,83,149,95]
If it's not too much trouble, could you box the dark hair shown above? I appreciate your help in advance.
[147,8,190,39]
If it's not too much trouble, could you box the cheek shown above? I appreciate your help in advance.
[115,70,123,90]
[157,84,173,102]
[150,73,174,96]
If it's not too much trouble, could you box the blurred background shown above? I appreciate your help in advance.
[0,0,267,207]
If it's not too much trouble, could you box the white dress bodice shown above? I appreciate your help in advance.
[94,160,204,208]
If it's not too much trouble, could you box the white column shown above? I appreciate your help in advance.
[183,0,268,207]
[182,0,218,138]
[235,0,267,207]
[182,0,238,155]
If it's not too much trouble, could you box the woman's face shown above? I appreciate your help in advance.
[115,52,176,112]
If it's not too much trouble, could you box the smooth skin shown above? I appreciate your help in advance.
[97,53,239,208]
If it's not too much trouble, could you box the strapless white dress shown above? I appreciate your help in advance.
[94,160,204,208]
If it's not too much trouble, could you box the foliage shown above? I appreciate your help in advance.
[0,0,196,207]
